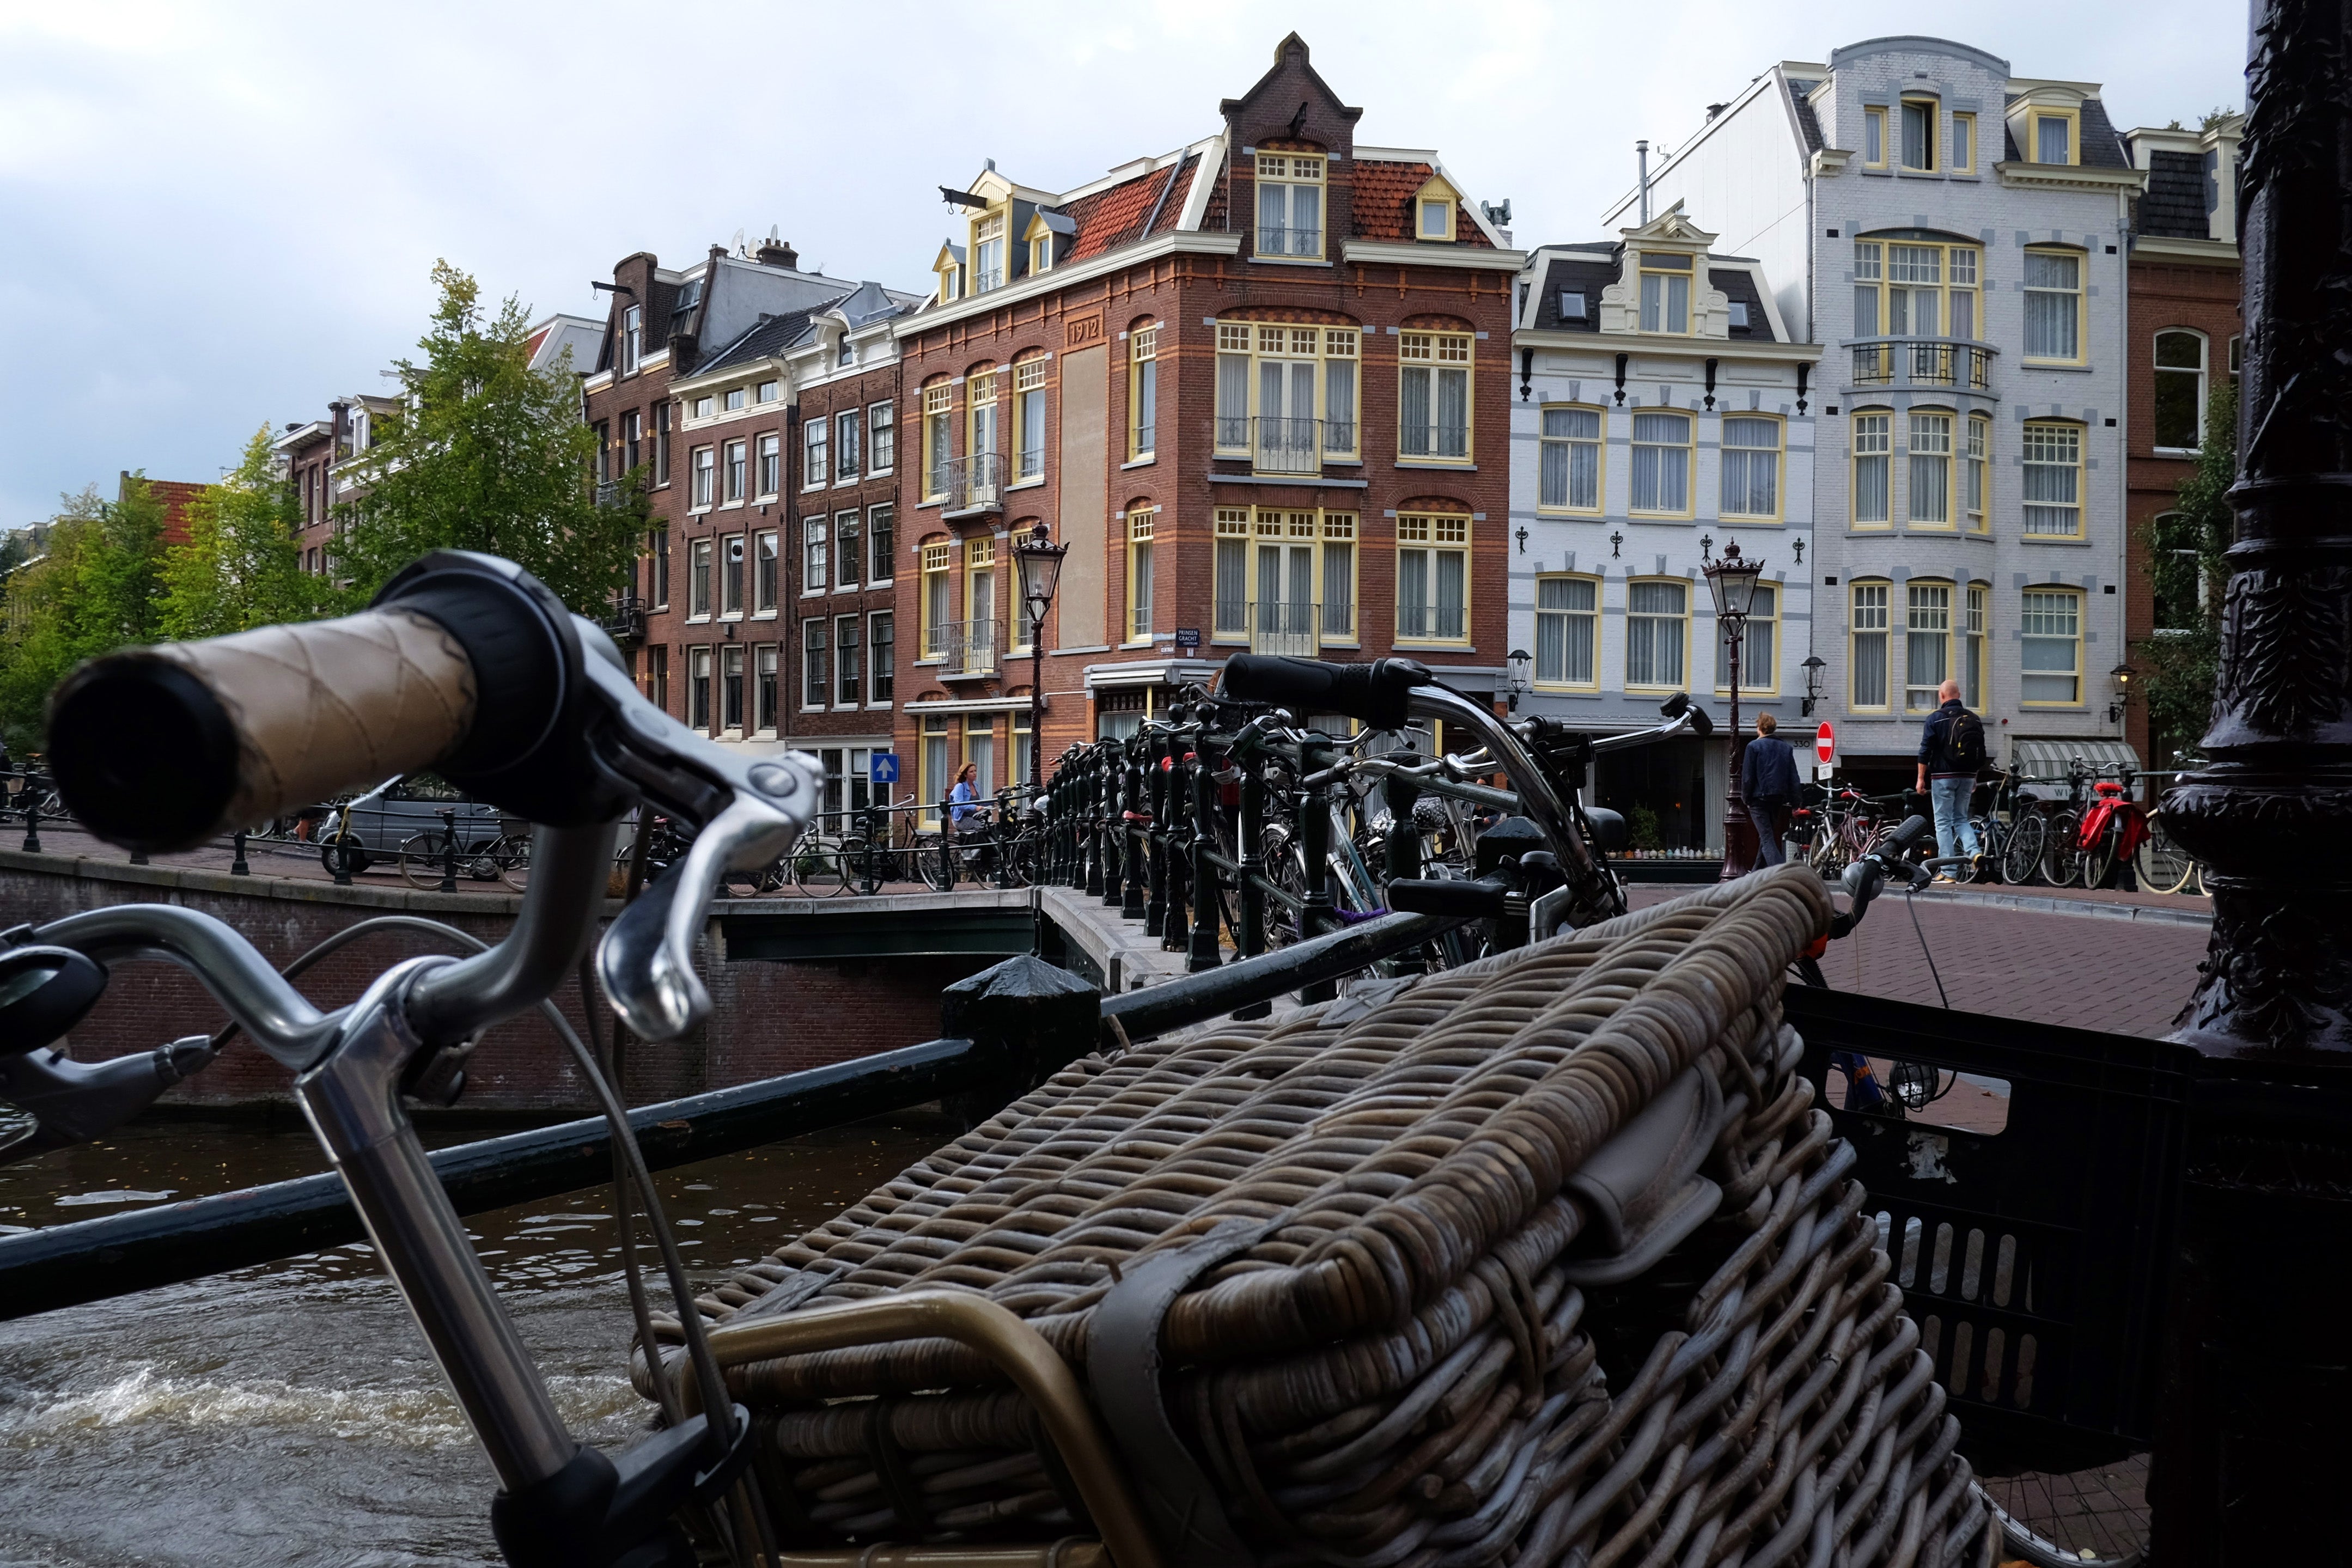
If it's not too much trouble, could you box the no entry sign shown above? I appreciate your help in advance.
[1815,722,1836,764]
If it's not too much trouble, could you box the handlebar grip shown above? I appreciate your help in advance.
[1885,814,1931,852]
[50,609,479,853]
[1218,654,1433,730]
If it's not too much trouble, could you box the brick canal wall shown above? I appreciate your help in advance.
[0,851,985,1116]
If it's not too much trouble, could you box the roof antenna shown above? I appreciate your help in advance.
[984,157,997,172]
[1636,141,1651,224]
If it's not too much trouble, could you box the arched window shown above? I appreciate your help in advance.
[2154,330,2208,453]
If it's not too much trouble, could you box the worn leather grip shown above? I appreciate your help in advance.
[50,608,478,852]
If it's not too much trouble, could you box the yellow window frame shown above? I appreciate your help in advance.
[2021,420,2086,538]
[1532,572,1602,691]
[1854,236,1982,341]
[1906,410,1957,531]
[1965,414,1991,534]
[1253,151,1327,261]
[1623,576,1691,693]
[1125,509,1156,643]
[1537,402,1606,515]
[1851,411,1893,529]
[2028,106,2082,167]
[1864,105,1888,168]
[919,539,954,658]
[1898,98,1939,172]
[921,381,953,502]
[1715,579,1781,698]
[1627,407,1695,518]
[1397,332,1475,465]
[2020,587,2085,706]
[1952,112,1978,174]
[1902,579,1954,711]
[1128,327,1157,461]
[1717,411,1784,522]
[1394,512,1473,646]
[2022,246,2087,365]
[1849,580,1893,711]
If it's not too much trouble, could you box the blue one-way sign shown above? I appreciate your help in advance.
[869,752,900,784]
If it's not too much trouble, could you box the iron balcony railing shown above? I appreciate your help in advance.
[594,478,637,509]
[1399,600,1468,641]
[601,593,647,646]
[925,616,1000,677]
[1251,416,1324,474]
[1400,420,1471,461]
[972,267,1005,294]
[940,452,1004,516]
[1256,225,1323,258]
[1848,337,1997,391]
[1248,599,1320,655]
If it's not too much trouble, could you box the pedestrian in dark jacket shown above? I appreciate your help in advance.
[1916,680,1985,877]
[1740,713,1801,869]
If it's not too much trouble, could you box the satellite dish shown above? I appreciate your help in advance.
[730,228,746,257]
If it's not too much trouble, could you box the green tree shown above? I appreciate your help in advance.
[2136,376,2237,760]
[158,426,341,639]
[0,480,170,748]
[332,261,641,611]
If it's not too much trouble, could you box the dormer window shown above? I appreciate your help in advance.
[1254,152,1325,259]
[2034,111,2074,165]
[693,395,714,419]
[972,213,1006,294]
[621,306,642,374]
[1559,291,1586,321]
[1728,301,1750,330]
[1420,200,1449,238]
[838,337,856,367]
[933,243,965,306]
[757,380,778,404]
[1639,254,1693,334]
[1411,174,1460,244]
[724,387,746,412]
[1900,100,1936,170]
[1031,234,1051,273]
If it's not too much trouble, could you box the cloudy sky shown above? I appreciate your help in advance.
[1,0,2245,527]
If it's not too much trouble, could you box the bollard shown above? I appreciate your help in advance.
[21,790,40,855]
[938,954,1103,1131]
[436,808,458,893]
[230,827,249,876]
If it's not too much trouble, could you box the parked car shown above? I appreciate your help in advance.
[318,775,511,880]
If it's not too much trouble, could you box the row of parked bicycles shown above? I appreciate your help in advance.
[1796,757,2204,894]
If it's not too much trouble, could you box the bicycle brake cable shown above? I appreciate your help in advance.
[1903,886,1951,1010]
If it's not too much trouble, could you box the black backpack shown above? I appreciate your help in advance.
[1941,709,1987,773]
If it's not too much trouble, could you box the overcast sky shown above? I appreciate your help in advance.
[0,0,2246,527]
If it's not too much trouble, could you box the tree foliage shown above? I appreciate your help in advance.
[0,481,170,750]
[332,261,641,611]
[157,426,343,640]
[2136,376,2237,758]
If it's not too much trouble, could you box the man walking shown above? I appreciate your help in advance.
[1739,713,1801,868]
[1916,678,1985,876]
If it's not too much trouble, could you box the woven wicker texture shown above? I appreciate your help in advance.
[643,867,1989,1566]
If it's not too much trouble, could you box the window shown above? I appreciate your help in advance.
[1129,329,1157,459]
[2022,422,2083,536]
[1853,412,1892,526]
[648,644,669,712]
[757,432,781,497]
[654,401,672,485]
[690,446,714,509]
[1952,113,1976,174]
[922,383,952,501]
[835,510,861,589]
[1014,711,1034,791]
[1901,100,1936,171]
[1850,582,1890,709]
[2021,589,2083,704]
[1720,416,1781,518]
[837,409,862,479]
[1904,582,1952,710]
[803,619,828,707]
[1399,332,1472,460]
[1014,358,1047,479]
[1419,194,1454,240]
[802,516,828,592]
[1964,414,1990,533]
[1216,324,1250,449]
[755,645,779,734]
[757,380,778,404]
[689,647,712,731]
[966,538,996,652]
[2024,249,2083,361]
[1396,514,1470,642]
[1908,412,1953,527]
[724,387,746,412]
[869,504,895,583]
[870,402,895,473]
[1126,511,1155,640]
[803,416,828,490]
[838,338,855,368]
[594,423,611,485]
[688,538,712,619]
[623,410,642,473]
[2153,512,2207,632]
[1534,575,1599,688]
[1323,328,1357,454]
[1728,302,1750,330]
[1321,513,1356,639]
[967,369,998,481]
[1639,254,1692,334]
[2154,331,2207,452]
[1212,508,1354,644]
[1558,291,1587,321]
[1217,322,1360,461]
[1865,106,1886,167]
[1254,151,1325,258]
[1539,406,1602,511]
[754,530,778,612]
[721,645,745,734]
[2033,110,2075,166]
[1030,229,1053,276]
[1716,582,1778,695]
[1625,579,1687,689]
[920,717,949,827]
[721,534,745,615]
[836,615,861,706]
[921,540,953,657]
[650,527,670,609]
[1962,584,1988,707]
[1214,509,1250,636]
[722,439,746,504]
[1630,411,1692,514]
[972,212,1006,294]
[1853,237,1981,341]
[693,395,714,419]
[869,611,894,703]
[621,306,642,374]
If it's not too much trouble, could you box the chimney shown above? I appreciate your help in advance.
[756,228,799,270]
[1637,141,1651,223]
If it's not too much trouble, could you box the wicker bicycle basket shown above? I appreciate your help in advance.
[641,865,1988,1568]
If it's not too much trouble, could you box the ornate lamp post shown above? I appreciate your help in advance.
[1702,539,1764,877]
[1504,649,1532,713]
[1012,522,1067,792]
[1799,654,1827,719]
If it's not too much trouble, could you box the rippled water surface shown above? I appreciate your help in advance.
[0,1116,942,1567]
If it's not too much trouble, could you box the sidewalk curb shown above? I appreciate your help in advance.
[1908,885,2214,929]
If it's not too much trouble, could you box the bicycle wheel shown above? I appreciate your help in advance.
[1002,828,1041,888]
[2000,813,2046,886]
[2080,818,2119,890]
[919,835,957,893]
[400,832,451,889]
[2134,811,2197,895]
[493,833,529,890]
[1970,818,2004,882]
[2041,810,2083,888]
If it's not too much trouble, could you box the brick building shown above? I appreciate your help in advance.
[891,34,1522,813]
[2121,116,2242,773]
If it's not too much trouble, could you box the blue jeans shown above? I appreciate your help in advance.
[1929,775,1980,862]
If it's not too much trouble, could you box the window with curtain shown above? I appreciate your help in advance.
[2154,331,2207,451]
[1129,330,1157,459]
[1396,514,1469,640]
[1322,328,1357,453]
[1952,113,1976,172]
[1215,324,1251,450]
[1962,585,1987,707]
[2022,422,2083,535]
[1900,100,1936,170]
[1864,106,1886,166]
[1320,513,1355,638]
[1964,416,1989,532]
[802,517,827,593]
[802,418,827,489]
[971,212,1006,294]
[1715,583,1777,693]
[2024,250,2082,360]
[1719,417,1781,517]
[967,370,998,477]
[1214,509,1250,634]
[2021,589,2082,703]
[1630,411,1691,513]
[802,619,828,707]
[1639,257,1692,333]
[1853,238,1979,341]
[921,541,952,657]
[1398,333,1471,459]
[920,717,949,828]
[1539,406,1602,510]
[1015,358,1047,478]
[1908,412,1953,526]
[1905,582,1952,709]
[1535,576,1599,687]
[1254,152,1325,258]
[1126,511,1155,639]
[2034,113,2072,165]
[1625,580,1686,688]
[922,382,952,501]
[1853,413,1891,524]
[1851,583,1890,708]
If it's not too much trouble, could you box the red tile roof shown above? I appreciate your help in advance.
[1349,160,1493,246]
[1063,157,1197,261]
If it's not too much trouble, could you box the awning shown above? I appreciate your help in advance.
[2009,736,2143,782]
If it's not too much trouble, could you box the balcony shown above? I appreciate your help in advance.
[1214,599,1323,655]
[1256,225,1323,259]
[1847,338,1996,392]
[594,478,638,509]
[1218,416,1357,475]
[1400,420,1470,461]
[1398,601,1467,642]
[939,452,1004,518]
[925,617,1000,678]
[601,593,647,647]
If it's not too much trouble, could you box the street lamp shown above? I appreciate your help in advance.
[1013,522,1068,790]
[1506,648,1532,712]
[2107,662,2136,725]
[1702,539,1766,878]
[1800,654,1827,718]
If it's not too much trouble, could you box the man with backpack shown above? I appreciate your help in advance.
[1917,679,1985,876]
[1739,713,1801,868]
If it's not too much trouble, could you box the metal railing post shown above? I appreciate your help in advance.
[1295,736,1339,1005]
[1120,741,1148,920]
[436,807,458,893]
[1381,751,1427,975]
[231,827,250,876]
[1084,751,1108,900]
[1186,746,1223,972]
[1144,738,1168,937]
[937,791,958,891]
[21,788,41,855]
[1233,751,1270,1021]
[994,787,1015,889]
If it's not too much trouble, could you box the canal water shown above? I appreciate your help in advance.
[0,1114,942,1567]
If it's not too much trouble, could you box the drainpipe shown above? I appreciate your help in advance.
[1636,141,1651,224]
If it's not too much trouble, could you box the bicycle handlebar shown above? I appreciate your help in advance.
[1218,653,1434,731]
